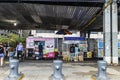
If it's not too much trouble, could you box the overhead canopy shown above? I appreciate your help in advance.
[0,0,119,31]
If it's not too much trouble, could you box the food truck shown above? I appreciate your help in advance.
[26,37,55,59]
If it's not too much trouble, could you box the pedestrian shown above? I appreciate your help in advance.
[70,44,75,61]
[0,44,6,67]
[16,42,23,60]
[75,44,79,61]
[4,43,9,59]
[38,42,43,59]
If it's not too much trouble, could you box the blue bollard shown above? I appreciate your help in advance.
[50,60,65,80]
[9,59,19,78]
[97,60,109,80]
[4,59,24,80]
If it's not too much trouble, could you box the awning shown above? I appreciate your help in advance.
[56,29,72,35]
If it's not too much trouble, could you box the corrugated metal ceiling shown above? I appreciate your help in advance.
[0,0,120,31]
[0,2,102,30]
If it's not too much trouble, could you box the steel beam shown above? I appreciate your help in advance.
[0,0,105,3]
[0,0,104,7]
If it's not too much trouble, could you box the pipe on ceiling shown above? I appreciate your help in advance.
[80,0,113,31]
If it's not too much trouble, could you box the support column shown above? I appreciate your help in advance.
[111,0,118,64]
[103,0,112,64]
[80,31,86,37]
[87,31,90,51]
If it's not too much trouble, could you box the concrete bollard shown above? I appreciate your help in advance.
[97,60,109,80]
[9,52,15,61]
[50,60,65,80]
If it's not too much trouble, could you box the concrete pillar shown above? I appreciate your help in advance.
[103,0,112,64]
[111,0,118,64]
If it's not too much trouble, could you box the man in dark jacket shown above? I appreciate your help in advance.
[38,43,43,58]
[70,44,75,61]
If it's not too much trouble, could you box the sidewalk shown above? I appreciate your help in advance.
[0,60,120,80]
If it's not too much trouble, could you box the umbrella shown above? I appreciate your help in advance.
[56,29,72,35]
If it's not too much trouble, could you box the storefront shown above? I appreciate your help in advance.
[62,36,87,61]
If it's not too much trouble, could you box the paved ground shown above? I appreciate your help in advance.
[0,60,120,80]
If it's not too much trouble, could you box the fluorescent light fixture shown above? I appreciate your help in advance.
[31,15,42,23]
[3,20,17,23]
[3,19,19,26]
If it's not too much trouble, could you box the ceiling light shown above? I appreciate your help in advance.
[4,20,17,23]
[31,15,42,23]
[14,23,17,26]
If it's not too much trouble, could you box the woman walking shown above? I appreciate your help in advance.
[0,44,6,67]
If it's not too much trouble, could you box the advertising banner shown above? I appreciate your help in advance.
[98,39,120,57]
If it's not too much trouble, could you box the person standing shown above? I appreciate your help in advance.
[70,44,75,61]
[75,44,79,61]
[0,44,6,67]
[4,43,9,59]
[16,42,23,60]
[38,43,43,59]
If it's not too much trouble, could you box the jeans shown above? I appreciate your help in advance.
[17,51,22,59]
[0,53,4,58]
[39,52,43,58]
[70,53,74,60]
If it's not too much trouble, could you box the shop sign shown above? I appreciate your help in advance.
[64,37,85,41]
